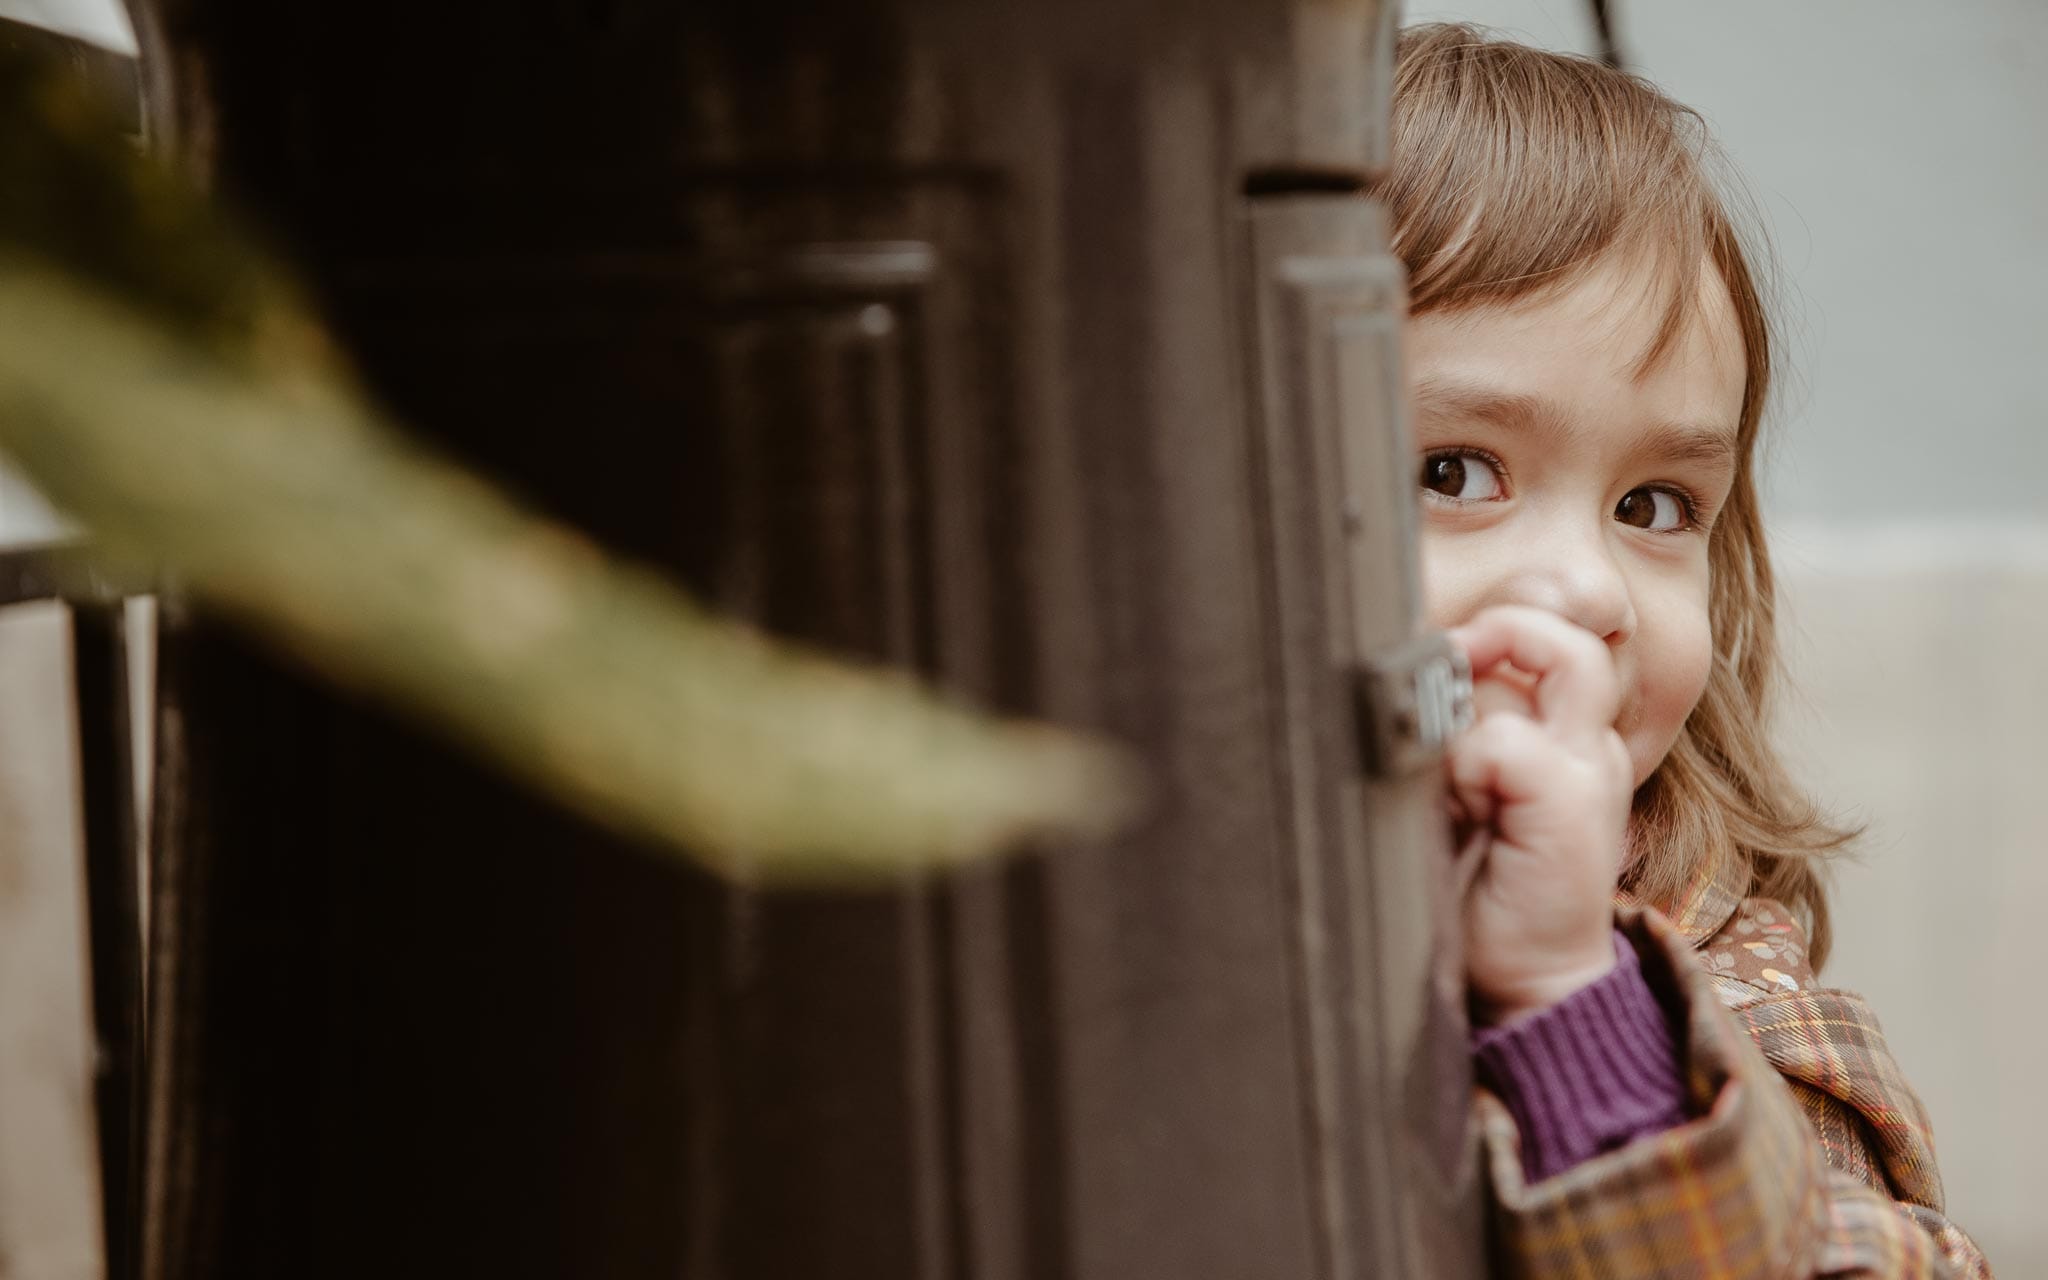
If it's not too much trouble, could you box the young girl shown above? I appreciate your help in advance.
[1393,25,1995,1277]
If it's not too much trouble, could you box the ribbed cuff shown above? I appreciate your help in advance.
[1472,931,1689,1184]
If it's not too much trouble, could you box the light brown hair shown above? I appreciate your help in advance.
[1387,23,1854,966]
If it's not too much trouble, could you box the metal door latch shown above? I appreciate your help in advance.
[1355,633,1474,777]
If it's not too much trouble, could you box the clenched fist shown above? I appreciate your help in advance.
[1447,605,1635,1024]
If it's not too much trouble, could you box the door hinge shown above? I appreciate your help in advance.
[1356,633,1473,777]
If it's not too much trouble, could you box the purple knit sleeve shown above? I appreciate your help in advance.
[1471,931,1689,1184]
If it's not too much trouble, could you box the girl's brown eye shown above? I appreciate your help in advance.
[1616,488,1687,530]
[1419,452,1503,501]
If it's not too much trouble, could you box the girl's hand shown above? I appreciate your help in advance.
[1446,605,1634,1024]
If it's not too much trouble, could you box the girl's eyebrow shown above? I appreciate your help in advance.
[1410,375,1739,473]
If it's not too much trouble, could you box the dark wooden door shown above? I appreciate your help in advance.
[136,3,1484,1277]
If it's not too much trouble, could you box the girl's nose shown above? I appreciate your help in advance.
[1499,526,1637,648]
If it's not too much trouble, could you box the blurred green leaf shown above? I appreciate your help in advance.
[0,45,1139,882]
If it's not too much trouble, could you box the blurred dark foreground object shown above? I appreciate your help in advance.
[6,2,1484,1277]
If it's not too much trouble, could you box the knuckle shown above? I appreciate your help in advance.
[1476,709,1537,748]
[1455,714,1525,769]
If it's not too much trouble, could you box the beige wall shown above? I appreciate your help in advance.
[1776,526,2048,1274]
[0,605,104,1279]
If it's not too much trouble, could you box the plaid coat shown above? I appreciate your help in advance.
[1479,859,1993,1278]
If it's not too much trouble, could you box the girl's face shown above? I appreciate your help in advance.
[1407,254,1747,788]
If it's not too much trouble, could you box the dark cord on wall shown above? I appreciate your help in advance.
[1587,0,1624,68]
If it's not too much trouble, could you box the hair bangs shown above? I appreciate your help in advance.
[1387,23,1732,378]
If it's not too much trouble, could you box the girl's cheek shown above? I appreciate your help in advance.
[1418,526,1483,631]
[1630,612,1716,782]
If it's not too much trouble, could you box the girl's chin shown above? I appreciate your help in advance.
[1626,729,1684,791]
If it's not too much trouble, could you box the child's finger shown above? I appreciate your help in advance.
[1447,605,1620,740]
[1447,708,1556,814]
[1472,669,1540,719]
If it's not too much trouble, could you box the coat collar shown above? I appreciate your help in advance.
[1615,852,1748,948]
